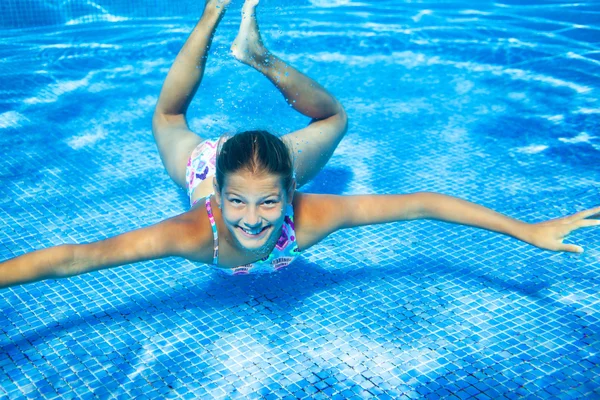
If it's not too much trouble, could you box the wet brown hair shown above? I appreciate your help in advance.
[215,130,295,193]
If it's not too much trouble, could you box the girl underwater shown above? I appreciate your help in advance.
[1,0,599,288]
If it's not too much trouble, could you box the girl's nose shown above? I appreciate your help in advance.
[242,207,261,227]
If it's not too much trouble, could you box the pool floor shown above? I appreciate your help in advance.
[1,1,600,398]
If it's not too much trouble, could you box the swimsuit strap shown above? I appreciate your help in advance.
[205,195,219,265]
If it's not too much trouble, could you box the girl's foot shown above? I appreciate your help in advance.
[231,0,269,66]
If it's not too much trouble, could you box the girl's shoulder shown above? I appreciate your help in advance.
[170,204,219,264]
[292,192,352,251]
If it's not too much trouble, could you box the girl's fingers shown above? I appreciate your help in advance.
[561,244,584,253]
[573,205,600,221]
[576,219,600,229]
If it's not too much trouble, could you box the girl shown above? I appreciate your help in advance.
[1,0,599,287]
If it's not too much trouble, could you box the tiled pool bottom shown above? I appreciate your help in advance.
[1,166,599,399]
[1,3,600,397]
[1,104,600,397]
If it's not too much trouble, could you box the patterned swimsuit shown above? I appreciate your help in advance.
[186,140,301,275]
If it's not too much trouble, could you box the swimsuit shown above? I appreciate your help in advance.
[186,139,218,205]
[185,140,301,275]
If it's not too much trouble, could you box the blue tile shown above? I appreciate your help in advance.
[1,5,600,400]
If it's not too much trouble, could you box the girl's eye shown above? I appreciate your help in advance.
[230,199,242,204]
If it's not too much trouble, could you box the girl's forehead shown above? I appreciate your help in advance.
[224,171,283,192]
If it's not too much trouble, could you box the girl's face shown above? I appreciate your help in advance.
[214,170,293,255]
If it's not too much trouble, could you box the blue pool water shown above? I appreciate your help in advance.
[1,0,599,398]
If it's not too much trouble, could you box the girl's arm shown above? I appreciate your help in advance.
[294,192,600,253]
[0,215,208,290]
[415,192,599,252]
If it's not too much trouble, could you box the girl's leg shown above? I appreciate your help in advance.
[231,0,347,187]
[152,0,230,190]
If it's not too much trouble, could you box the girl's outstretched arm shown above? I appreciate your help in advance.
[0,215,207,290]
[416,192,600,253]
[294,192,600,253]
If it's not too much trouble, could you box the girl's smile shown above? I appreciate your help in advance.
[237,224,272,238]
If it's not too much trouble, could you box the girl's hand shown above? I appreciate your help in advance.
[527,205,600,253]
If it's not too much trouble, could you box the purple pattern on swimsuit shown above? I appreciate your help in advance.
[196,166,209,181]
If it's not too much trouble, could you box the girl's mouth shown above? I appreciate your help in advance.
[237,225,271,238]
